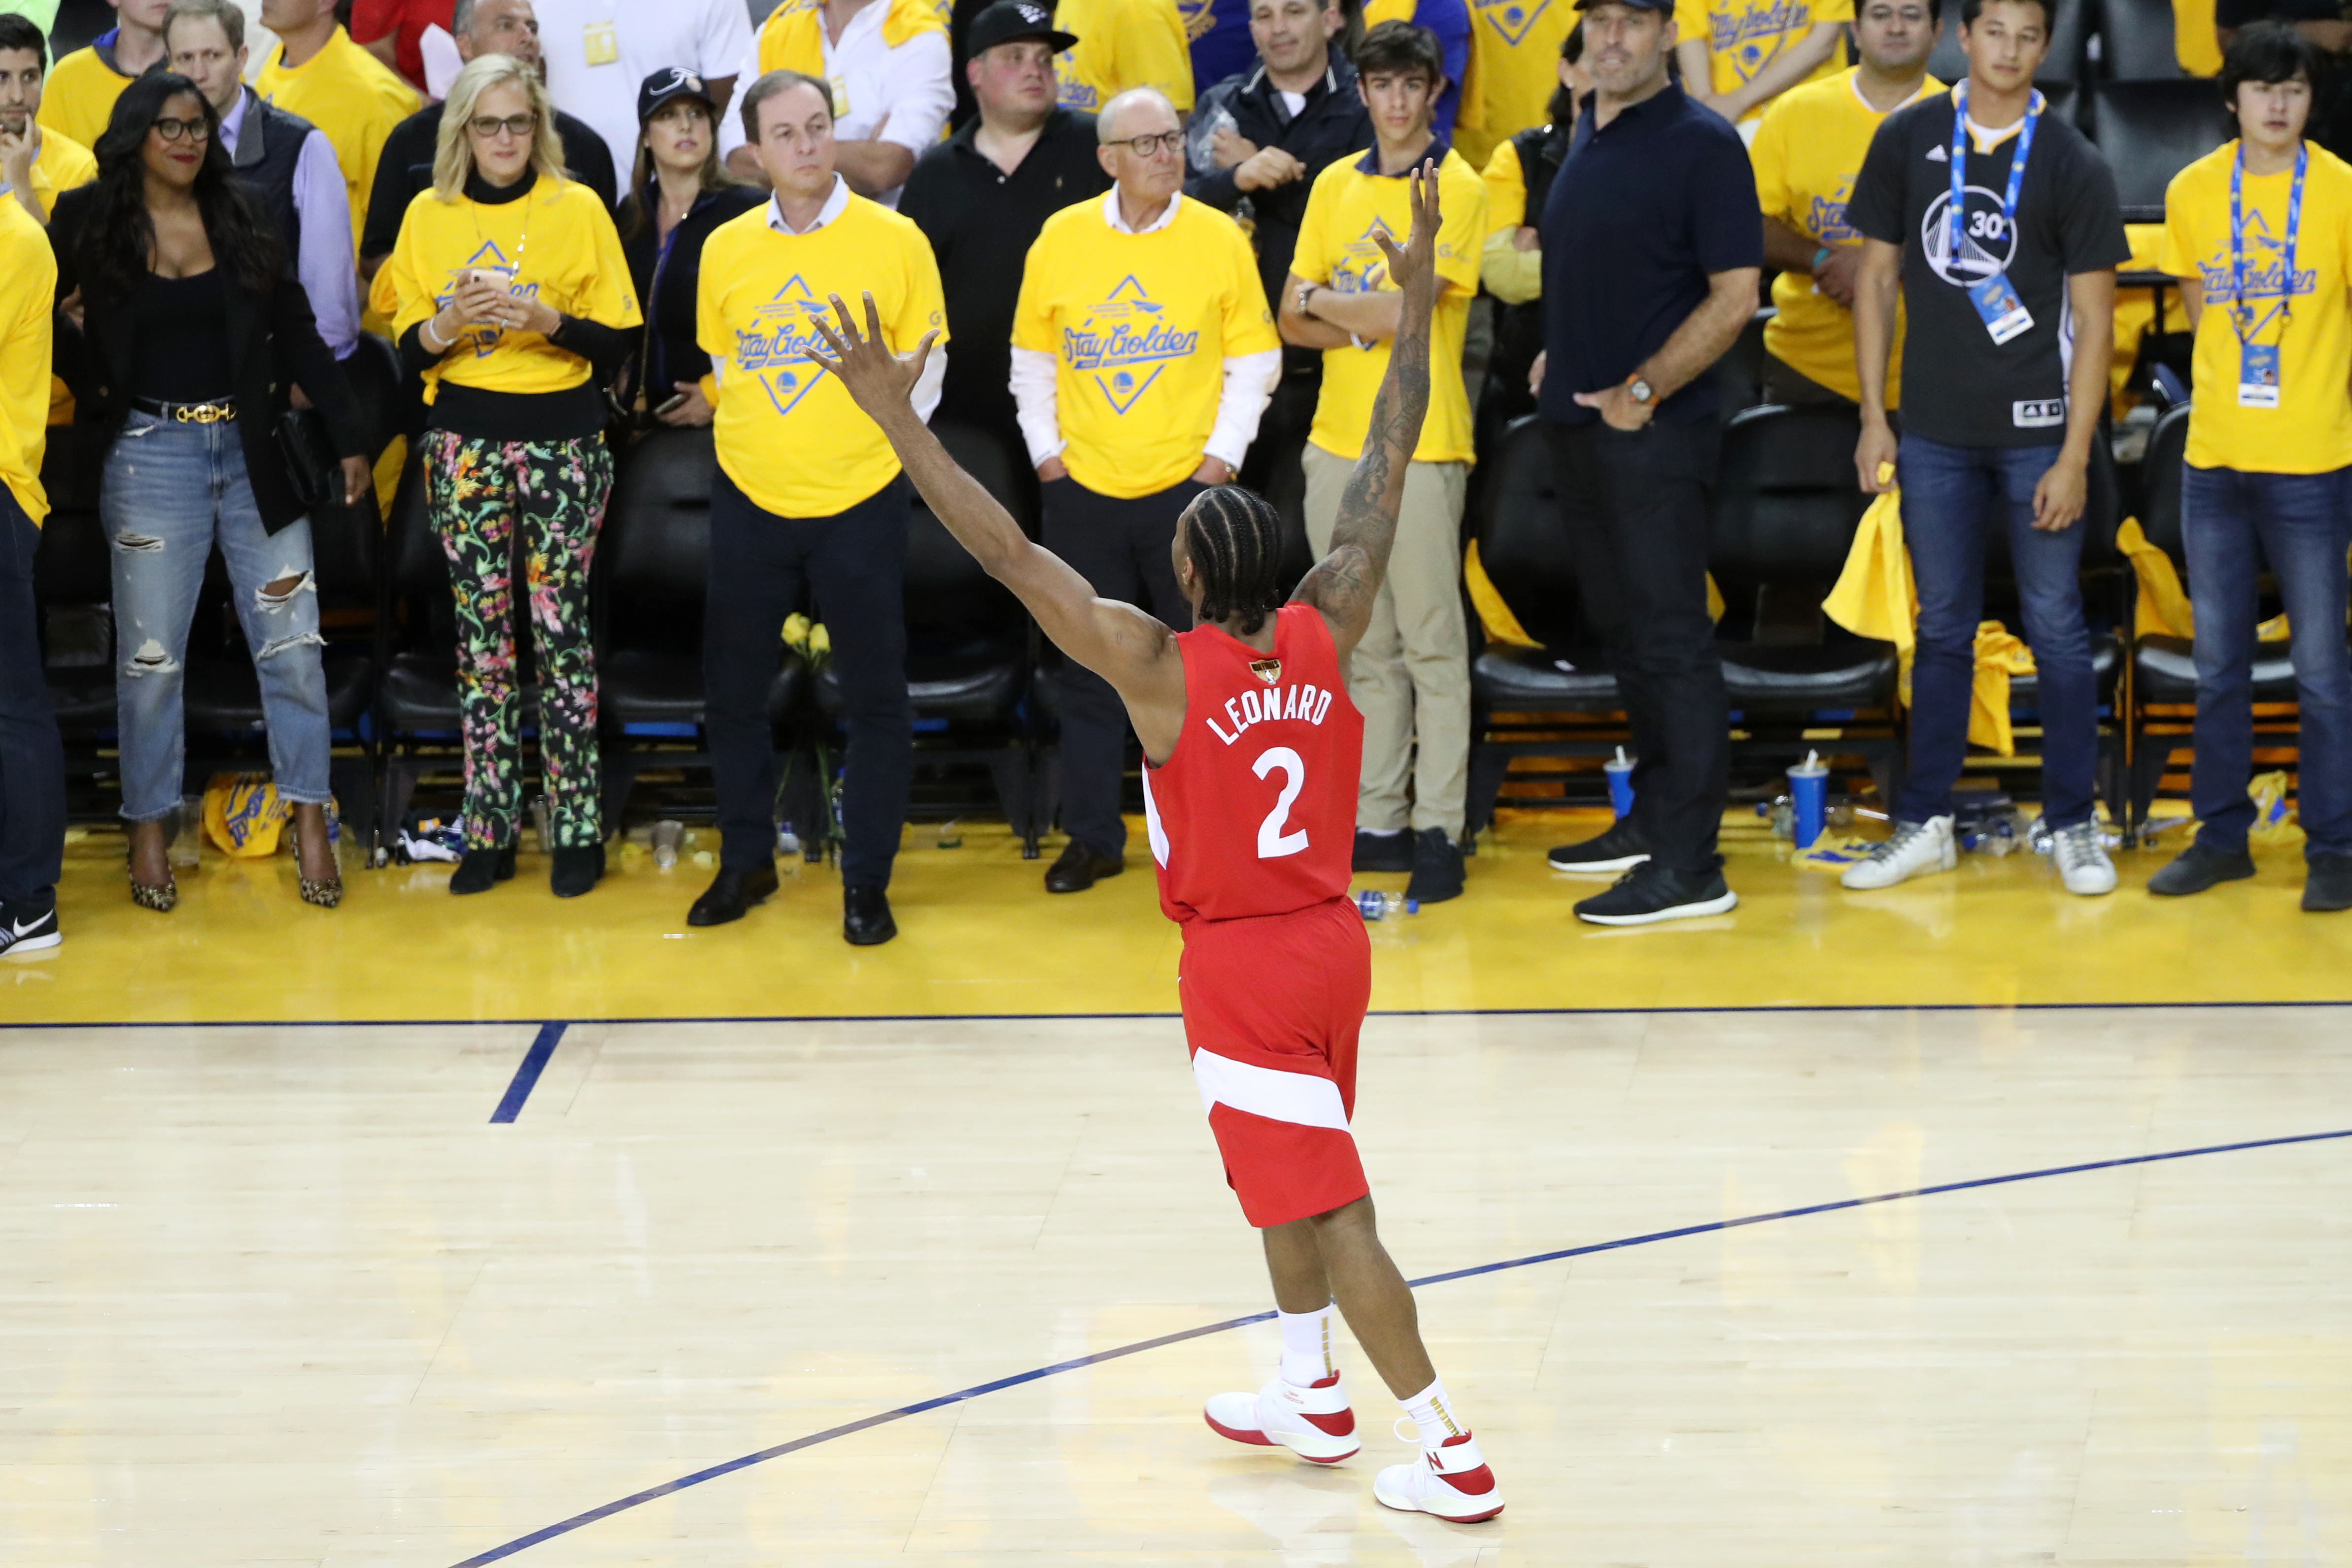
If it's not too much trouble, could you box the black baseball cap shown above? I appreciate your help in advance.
[638,67,717,126]
[966,0,1078,56]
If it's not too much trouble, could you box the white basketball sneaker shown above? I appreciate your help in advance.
[1373,1430,1505,1522]
[1203,1372,1361,1464]
[1839,814,1957,890]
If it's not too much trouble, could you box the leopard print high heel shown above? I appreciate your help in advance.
[128,867,178,913]
[299,874,343,909]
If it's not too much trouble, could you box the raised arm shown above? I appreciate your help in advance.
[807,294,1186,708]
[1289,161,1441,661]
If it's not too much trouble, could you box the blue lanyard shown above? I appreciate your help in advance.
[2229,141,2306,343]
[1947,82,2042,278]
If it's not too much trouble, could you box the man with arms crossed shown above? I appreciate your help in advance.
[811,166,1505,1523]
[1844,0,2129,896]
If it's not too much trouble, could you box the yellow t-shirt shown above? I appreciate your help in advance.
[2159,140,2352,474]
[698,192,950,518]
[1291,147,1486,465]
[257,26,422,253]
[0,197,53,523]
[379,175,642,403]
[1477,136,1542,304]
[1751,68,1938,405]
[36,43,131,151]
[1014,194,1277,498]
[1054,0,1194,114]
[1458,0,1575,169]
[1671,0,1854,122]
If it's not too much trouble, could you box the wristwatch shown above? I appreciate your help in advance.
[1626,375,1655,406]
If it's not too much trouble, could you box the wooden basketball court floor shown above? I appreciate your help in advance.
[5,810,2352,1564]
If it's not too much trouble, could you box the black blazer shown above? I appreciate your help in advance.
[617,183,763,407]
[49,185,369,535]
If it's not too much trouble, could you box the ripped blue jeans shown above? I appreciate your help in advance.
[102,412,332,821]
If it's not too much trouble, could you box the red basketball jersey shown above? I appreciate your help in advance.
[1141,604,1364,924]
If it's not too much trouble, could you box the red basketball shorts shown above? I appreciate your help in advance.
[1176,897,1372,1228]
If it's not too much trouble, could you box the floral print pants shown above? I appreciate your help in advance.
[425,431,614,851]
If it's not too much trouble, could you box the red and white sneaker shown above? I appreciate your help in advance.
[1373,1430,1504,1521]
[1203,1372,1361,1464]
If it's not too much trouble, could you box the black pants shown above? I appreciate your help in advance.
[1044,474,1199,856]
[0,489,62,911]
[705,470,912,889]
[1546,417,1728,874]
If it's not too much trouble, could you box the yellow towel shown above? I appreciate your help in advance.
[1824,471,1915,652]
[2172,0,2221,74]
[2117,514,2299,642]
[757,0,943,79]
[1966,621,2037,756]
[1461,538,1724,650]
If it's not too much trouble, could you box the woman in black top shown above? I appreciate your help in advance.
[51,73,370,915]
[614,68,759,429]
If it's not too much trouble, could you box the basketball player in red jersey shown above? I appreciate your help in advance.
[809,165,1501,1523]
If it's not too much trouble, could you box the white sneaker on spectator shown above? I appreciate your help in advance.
[1839,815,1956,890]
[2051,819,2116,895]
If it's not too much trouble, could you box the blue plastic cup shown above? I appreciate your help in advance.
[1604,749,1635,820]
[1787,753,1829,849]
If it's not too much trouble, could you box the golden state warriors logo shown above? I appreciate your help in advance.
[1711,0,1813,83]
[2197,209,2318,336]
[733,275,837,415]
[1474,0,1554,48]
[438,241,536,357]
[1061,276,1201,414]
[1805,181,1858,246]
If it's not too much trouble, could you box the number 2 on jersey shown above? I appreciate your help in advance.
[1252,747,1308,859]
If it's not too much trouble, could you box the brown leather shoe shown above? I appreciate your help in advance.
[1044,840,1123,893]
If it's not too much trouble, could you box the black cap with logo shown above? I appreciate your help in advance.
[966,0,1079,56]
[638,67,717,127]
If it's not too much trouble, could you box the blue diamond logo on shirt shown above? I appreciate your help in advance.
[1061,275,1198,414]
[1474,0,1552,46]
[738,275,838,416]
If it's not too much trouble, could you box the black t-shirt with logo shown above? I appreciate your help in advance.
[1846,91,2130,446]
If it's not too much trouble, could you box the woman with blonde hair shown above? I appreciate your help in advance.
[376,52,640,898]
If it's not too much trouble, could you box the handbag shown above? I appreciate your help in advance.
[274,405,339,511]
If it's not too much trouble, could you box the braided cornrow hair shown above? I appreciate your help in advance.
[1185,484,1287,635]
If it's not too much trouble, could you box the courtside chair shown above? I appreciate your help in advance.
[31,422,118,805]
[591,427,810,831]
[2098,0,2189,80]
[1462,414,1626,839]
[2125,401,2318,832]
[1707,404,1905,802]
[2088,78,2230,219]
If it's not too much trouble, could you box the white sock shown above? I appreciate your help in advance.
[1277,1302,1336,1386]
[1399,1376,1468,1449]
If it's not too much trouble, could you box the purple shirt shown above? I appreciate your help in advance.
[221,88,360,359]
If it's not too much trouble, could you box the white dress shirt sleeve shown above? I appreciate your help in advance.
[1203,347,1282,472]
[1009,346,1063,467]
[912,342,947,424]
[874,29,953,155]
[714,0,764,157]
[291,127,362,359]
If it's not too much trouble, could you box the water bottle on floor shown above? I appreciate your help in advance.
[1356,890,1418,920]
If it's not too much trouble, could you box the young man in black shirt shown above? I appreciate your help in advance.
[1843,0,2130,897]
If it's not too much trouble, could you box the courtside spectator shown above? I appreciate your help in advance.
[2216,0,2352,161]
[690,69,947,946]
[2150,23,2352,911]
[164,0,360,360]
[1013,85,1279,893]
[256,0,424,259]
[1054,0,1194,115]
[0,188,57,955]
[362,0,617,283]
[616,67,758,427]
[0,12,96,225]
[1461,0,1579,164]
[1751,0,1940,406]
[533,0,750,191]
[53,72,369,914]
[1674,0,1850,138]
[1845,0,2128,896]
[902,1,1110,473]
[1363,0,1472,141]
[378,54,639,899]
[1536,0,1757,925]
[41,0,169,150]
[352,0,454,93]
[1281,20,1484,904]
[1477,20,1581,434]
[722,0,955,205]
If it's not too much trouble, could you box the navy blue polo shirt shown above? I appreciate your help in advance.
[1537,81,1762,426]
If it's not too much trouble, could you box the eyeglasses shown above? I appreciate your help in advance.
[1113,130,1183,158]
[149,116,210,143]
[468,112,539,139]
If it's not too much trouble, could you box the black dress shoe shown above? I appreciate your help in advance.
[1404,827,1466,904]
[2147,842,2254,897]
[550,843,605,898]
[687,862,780,926]
[449,844,516,894]
[1044,840,1123,893]
[844,884,897,945]
[2305,852,2352,913]
[1351,829,1415,873]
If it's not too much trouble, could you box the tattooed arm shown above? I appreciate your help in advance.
[1290,161,1442,664]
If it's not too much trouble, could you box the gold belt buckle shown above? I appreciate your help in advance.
[174,402,228,423]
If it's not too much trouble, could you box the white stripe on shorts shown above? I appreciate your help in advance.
[1192,1048,1350,1131]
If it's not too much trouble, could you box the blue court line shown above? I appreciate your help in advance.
[443,1122,2352,1568]
[487,1023,568,1124]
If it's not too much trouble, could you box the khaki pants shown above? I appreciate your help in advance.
[1301,443,1469,838]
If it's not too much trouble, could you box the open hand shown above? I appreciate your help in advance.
[807,291,937,423]
[1368,160,1441,305]
[2031,452,2086,532]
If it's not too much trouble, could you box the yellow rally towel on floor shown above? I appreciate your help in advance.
[202,772,290,858]
[1461,538,1724,650]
